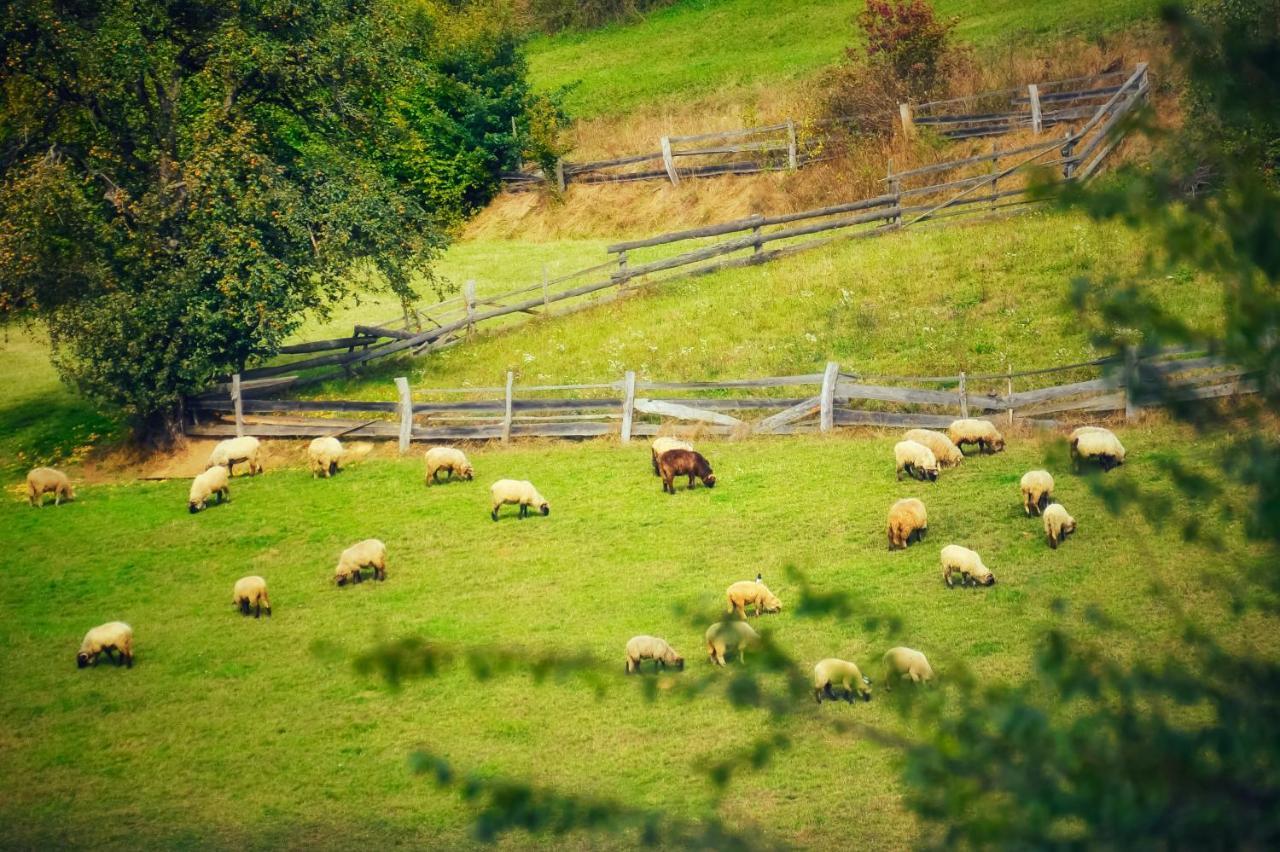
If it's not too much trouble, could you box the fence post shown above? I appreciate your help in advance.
[1006,369,1014,426]
[958,371,969,418]
[463,279,476,336]
[660,136,680,186]
[1124,346,1139,422]
[1061,132,1078,180]
[394,376,412,454]
[502,371,514,443]
[752,214,763,255]
[554,158,566,193]
[819,361,840,432]
[542,264,550,308]
[887,160,901,224]
[1027,84,1043,135]
[617,251,628,290]
[989,147,998,210]
[786,119,798,170]
[620,370,636,443]
[231,374,244,438]
[898,103,916,138]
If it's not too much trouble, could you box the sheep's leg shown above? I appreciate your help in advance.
[687,474,695,490]
[254,602,261,618]
[1048,533,1058,549]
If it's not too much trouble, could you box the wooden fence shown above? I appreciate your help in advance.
[186,346,1255,446]
[199,65,1149,401]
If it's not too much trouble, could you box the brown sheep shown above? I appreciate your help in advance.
[657,449,716,494]
[887,498,928,550]
[27,467,75,507]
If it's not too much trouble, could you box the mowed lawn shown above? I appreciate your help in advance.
[0,424,1257,849]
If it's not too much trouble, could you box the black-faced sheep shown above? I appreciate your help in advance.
[894,440,939,482]
[335,539,387,585]
[1070,427,1126,471]
[887,498,928,550]
[308,436,344,478]
[425,447,473,485]
[1043,503,1077,549]
[948,419,1005,455]
[490,479,549,521]
[624,636,685,673]
[881,647,934,688]
[26,467,75,507]
[941,544,995,587]
[813,658,872,703]
[188,465,230,514]
[233,576,272,617]
[77,621,133,668]
[1019,470,1055,516]
[657,449,716,494]
[903,429,964,468]
[207,436,263,477]
[705,620,760,666]
[725,579,782,618]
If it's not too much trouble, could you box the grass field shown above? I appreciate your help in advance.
[527,0,1164,118]
[0,422,1261,848]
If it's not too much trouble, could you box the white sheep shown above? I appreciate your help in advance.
[894,440,939,482]
[425,446,474,485]
[1043,503,1077,549]
[903,429,964,468]
[1019,470,1055,516]
[308,436,344,478]
[651,437,693,476]
[705,620,761,666]
[233,576,272,617]
[941,544,996,587]
[1070,427,1126,471]
[490,479,549,521]
[725,577,782,618]
[624,635,685,673]
[77,621,133,668]
[188,465,230,514]
[26,467,75,507]
[207,436,263,477]
[335,539,387,586]
[948,419,1005,455]
[887,498,928,550]
[813,658,872,703]
[882,647,934,689]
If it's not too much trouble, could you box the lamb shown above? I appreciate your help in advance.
[490,480,549,521]
[894,440,939,482]
[1019,470,1055,516]
[335,538,387,585]
[233,576,272,618]
[1070,427,1126,471]
[308,436,344,478]
[725,577,782,618]
[813,658,872,703]
[881,647,934,689]
[941,544,996,587]
[903,429,965,469]
[76,621,133,668]
[657,449,716,494]
[425,446,473,485]
[705,620,761,666]
[624,635,685,673]
[187,465,230,514]
[1043,503,1077,549]
[948,419,1006,455]
[207,436,263,477]
[26,467,75,507]
[887,498,928,550]
[651,437,693,475]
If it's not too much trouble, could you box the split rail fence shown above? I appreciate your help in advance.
[186,347,1255,446]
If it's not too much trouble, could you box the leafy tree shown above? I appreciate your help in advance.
[857,0,957,97]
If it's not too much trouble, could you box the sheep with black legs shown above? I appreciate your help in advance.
[1071,427,1126,471]
[882,647,934,688]
[948,419,1005,455]
[1044,503,1077,549]
[941,544,995,587]
[335,539,387,586]
[705,620,760,666]
[425,447,473,485]
[76,622,133,668]
[904,429,964,469]
[1019,470,1055,516]
[813,658,872,703]
[233,576,272,617]
[207,436,263,476]
[625,636,684,673]
[887,498,928,550]
[894,440,939,482]
[308,437,344,478]
[490,480,549,521]
[725,577,782,618]
[657,449,716,494]
[188,465,230,514]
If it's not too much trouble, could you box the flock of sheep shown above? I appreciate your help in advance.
[29,418,1126,701]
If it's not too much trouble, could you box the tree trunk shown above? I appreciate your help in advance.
[134,402,186,450]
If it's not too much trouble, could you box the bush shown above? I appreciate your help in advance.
[516,0,675,34]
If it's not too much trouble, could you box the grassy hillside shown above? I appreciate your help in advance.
[0,425,1262,848]
[527,0,1164,118]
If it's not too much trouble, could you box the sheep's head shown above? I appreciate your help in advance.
[664,650,685,670]
[924,466,939,482]
[703,473,717,488]
[858,676,873,702]
[979,571,996,586]
[991,437,1006,452]
[539,502,550,516]
[1063,518,1077,536]
[761,591,782,613]
[65,485,77,500]
[188,500,203,514]
[461,464,474,480]
[76,652,91,668]
[335,569,350,587]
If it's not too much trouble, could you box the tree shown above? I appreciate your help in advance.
[0,0,527,442]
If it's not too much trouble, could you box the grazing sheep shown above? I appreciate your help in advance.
[624,635,685,673]
[233,576,272,618]
[705,620,760,666]
[894,440,939,482]
[813,658,873,703]
[26,467,75,507]
[657,449,716,494]
[651,437,694,475]
[726,578,782,618]
[490,480,549,521]
[941,544,996,587]
[425,446,473,485]
[77,621,133,669]
[1043,503,1077,549]
[308,436,344,478]
[887,498,928,550]
[881,647,934,689]
[335,539,387,586]
[187,465,230,514]
[1019,470,1055,516]
[904,429,964,469]
[1070,427,1126,472]
[948,419,1006,455]
[207,436,263,477]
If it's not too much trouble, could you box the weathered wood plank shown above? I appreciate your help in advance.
[607,215,764,253]
[638,375,824,390]
[279,336,379,355]
[1006,377,1118,407]
[633,398,744,427]
[354,324,417,341]
[834,382,961,407]
[1021,391,1125,416]
[756,396,820,434]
